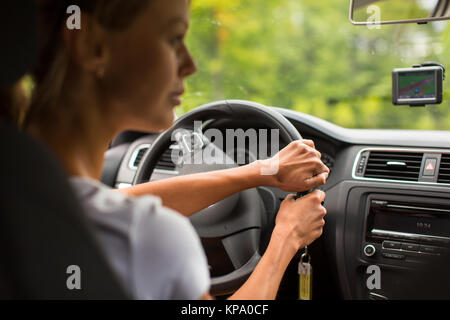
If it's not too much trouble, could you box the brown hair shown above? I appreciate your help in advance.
[24,0,150,129]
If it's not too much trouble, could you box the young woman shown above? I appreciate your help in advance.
[25,0,329,299]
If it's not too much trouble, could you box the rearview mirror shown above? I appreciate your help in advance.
[350,0,450,26]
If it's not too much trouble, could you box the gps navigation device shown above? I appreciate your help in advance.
[392,63,444,106]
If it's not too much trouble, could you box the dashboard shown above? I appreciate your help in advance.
[103,106,450,300]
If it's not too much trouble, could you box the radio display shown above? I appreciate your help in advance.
[372,211,450,239]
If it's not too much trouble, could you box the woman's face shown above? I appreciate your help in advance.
[103,0,196,132]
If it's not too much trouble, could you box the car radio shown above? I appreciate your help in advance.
[364,199,450,259]
[366,199,450,253]
[358,197,450,299]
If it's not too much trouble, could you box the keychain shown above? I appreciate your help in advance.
[298,246,312,300]
[295,188,321,300]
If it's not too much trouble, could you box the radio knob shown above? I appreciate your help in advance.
[364,244,376,257]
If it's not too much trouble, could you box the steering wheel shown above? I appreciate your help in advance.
[134,100,304,296]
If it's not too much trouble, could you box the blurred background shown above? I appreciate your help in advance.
[180,0,450,130]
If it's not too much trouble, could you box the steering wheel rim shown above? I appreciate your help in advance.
[134,100,304,295]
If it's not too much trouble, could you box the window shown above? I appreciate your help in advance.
[181,0,450,130]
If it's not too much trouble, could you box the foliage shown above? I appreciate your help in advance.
[180,0,450,130]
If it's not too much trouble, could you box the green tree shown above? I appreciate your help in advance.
[181,0,450,130]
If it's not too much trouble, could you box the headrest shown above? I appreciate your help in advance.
[0,0,37,86]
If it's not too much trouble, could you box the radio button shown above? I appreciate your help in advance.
[383,241,402,250]
[363,244,376,257]
[402,243,419,252]
[419,245,441,255]
[382,252,405,260]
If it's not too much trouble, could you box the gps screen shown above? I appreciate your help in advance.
[398,71,436,100]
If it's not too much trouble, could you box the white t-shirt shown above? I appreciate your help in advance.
[70,177,210,300]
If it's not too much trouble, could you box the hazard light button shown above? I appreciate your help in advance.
[423,158,437,176]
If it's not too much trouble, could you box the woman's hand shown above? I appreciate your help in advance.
[228,190,326,300]
[272,191,327,254]
[258,140,330,192]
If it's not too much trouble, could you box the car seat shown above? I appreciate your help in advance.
[0,0,128,299]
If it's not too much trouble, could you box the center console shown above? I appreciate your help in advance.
[342,188,450,300]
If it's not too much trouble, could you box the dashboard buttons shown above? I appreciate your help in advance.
[419,245,441,255]
[402,243,419,252]
[364,244,376,257]
[382,241,402,250]
[380,241,443,255]
[382,252,405,260]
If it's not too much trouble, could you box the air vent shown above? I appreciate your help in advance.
[155,148,177,171]
[130,144,178,172]
[132,147,149,168]
[438,154,450,184]
[364,151,423,182]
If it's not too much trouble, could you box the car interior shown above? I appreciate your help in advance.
[3,0,450,300]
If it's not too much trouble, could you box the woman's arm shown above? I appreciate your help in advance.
[199,191,326,300]
[228,191,326,300]
[119,140,330,216]
[120,160,267,216]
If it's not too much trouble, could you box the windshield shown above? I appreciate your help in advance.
[178,0,450,130]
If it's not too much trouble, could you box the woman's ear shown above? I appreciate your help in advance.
[62,12,110,77]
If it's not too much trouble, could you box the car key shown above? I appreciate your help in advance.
[298,246,312,300]
[295,189,314,300]
[295,187,325,300]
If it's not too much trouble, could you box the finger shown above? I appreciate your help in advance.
[313,220,326,232]
[302,190,325,204]
[312,189,326,203]
[312,161,329,176]
[306,145,321,159]
[294,141,321,159]
[301,139,315,149]
[284,193,296,202]
[312,148,322,159]
[305,172,329,189]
